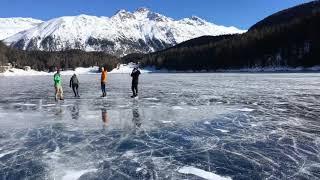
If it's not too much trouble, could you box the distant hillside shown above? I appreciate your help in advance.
[249,0,320,31]
[134,1,320,71]
[121,35,235,64]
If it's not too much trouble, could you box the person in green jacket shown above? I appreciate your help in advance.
[54,69,64,101]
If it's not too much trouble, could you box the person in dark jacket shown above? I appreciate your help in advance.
[70,74,80,97]
[131,67,141,98]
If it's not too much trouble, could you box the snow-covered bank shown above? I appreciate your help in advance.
[1,64,320,76]
[0,67,99,76]
[218,66,320,72]
[110,64,320,73]
[0,63,156,76]
[109,63,158,74]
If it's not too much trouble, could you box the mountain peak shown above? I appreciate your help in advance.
[115,9,128,15]
[190,16,205,22]
[178,16,207,26]
[113,9,135,20]
[135,7,150,13]
[189,16,207,25]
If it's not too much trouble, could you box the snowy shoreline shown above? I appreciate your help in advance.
[0,64,153,76]
[1,64,320,76]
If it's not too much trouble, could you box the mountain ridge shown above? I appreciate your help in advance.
[2,8,245,57]
[0,18,43,40]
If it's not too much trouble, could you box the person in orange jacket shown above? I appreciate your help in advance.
[101,67,108,97]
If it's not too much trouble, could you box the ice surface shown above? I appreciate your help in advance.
[0,73,320,179]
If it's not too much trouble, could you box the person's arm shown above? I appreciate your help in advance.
[54,74,58,83]
[105,71,108,83]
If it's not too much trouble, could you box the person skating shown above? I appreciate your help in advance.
[70,74,80,97]
[101,67,108,97]
[54,69,64,101]
[131,67,141,98]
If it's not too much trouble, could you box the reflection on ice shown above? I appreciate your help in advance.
[0,73,320,179]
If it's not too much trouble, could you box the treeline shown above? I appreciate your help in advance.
[0,42,119,71]
[125,1,320,71]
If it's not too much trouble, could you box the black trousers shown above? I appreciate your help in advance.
[72,84,79,97]
[101,82,106,96]
[132,82,138,96]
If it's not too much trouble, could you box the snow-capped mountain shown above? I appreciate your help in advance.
[0,18,43,40]
[3,8,246,56]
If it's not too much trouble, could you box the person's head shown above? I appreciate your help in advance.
[101,67,105,72]
[57,69,60,74]
[73,73,76,76]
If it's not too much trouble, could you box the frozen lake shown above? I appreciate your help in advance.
[0,73,320,180]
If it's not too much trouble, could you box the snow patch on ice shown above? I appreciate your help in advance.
[15,103,37,106]
[172,106,184,110]
[62,169,97,180]
[122,150,135,157]
[162,121,173,124]
[144,97,160,101]
[136,167,143,172]
[178,166,232,180]
[42,104,56,107]
[60,104,73,107]
[0,150,17,158]
[238,108,255,112]
[216,129,229,133]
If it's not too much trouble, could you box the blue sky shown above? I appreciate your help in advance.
[0,0,313,29]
